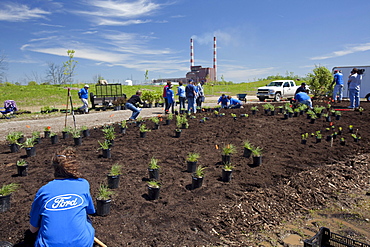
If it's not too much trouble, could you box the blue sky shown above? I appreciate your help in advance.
[1,0,370,84]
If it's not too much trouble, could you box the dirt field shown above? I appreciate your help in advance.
[1,100,370,246]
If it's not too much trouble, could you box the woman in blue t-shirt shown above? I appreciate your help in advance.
[28,147,96,247]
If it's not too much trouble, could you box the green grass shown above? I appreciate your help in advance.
[0,81,271,110]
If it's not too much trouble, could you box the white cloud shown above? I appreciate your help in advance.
[95,18,152,26]
[0,3,50,22]
[311,43,370,60]
[76,0,162,19]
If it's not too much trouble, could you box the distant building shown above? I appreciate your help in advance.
[186,66,215,83]
[152,78,186,85]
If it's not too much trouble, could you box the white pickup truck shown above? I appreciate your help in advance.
[256,80,300,102]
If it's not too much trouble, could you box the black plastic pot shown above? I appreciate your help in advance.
[148,168,159,180]
[326,116,331,122]
[34,137,41,144]
[82,129,90,137]
[252,156,262,167]
[340,140,346,146]
[26,147,36,157]
[335,115,341,120]
[0,194,11,213]
[119,127,126,134]
[9,143,19,153]
[221,155,231,164]
[17,164,28,176]
[102,149,111,158]
[153,124,160,130]
[74,137,82,146]
[62,131,69,139]
[310,118,316,124]
[316,138,322,143]
[243,148,252,158]
[270,110,275,116]
[148,186,160,200]
[96,199,111,216]
[222,169,233,182]
[301,139,307,144]
[174,130,181,138]
[140,132,147,138]
[107,174,120,189]
[191,176,203,189]
[51,135,58,144]
[187,161,197,173]
[166,119,171,125]
[44,131,50,138]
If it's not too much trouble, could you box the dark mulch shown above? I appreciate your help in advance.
[1,101,370,246]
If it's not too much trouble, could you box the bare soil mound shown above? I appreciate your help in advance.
[1,101,370,246]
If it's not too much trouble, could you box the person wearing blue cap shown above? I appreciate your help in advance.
[78,85,89,114]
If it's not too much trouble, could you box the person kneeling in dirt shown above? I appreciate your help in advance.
[126,90,144,120]
[23,147,96,247]
[218,94,229,109]
[295,91,312,109]
[227,96,243,109]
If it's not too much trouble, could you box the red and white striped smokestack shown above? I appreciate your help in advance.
[190,38,194,68]
[213,36,217,81]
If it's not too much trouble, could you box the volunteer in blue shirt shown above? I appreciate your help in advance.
[348,68,362,109]
[295,92,312,108]
[28,147,95,247]
[78,85,90,114]
[177,82,186,113]
[217,94,229,108]
[332,70,344,103]
[165,85,175,114]
[227,96,243,109]
[185,80,197,113]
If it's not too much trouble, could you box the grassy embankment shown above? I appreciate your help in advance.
[0,80,271,112]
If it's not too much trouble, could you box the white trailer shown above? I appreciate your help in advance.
[332,66,370,101]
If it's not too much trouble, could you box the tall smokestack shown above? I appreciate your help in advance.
[190,38,194,68]
[213,36,217,81]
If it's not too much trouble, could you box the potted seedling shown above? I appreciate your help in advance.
[96,184,114,216]
[192,165,205,189]
[150,117,160,130]
[139,124,151,138]
[62,126,72,139]
[348,125,354,133]
[315,131,322,143]
[335,111,341,120]
[148,157,160,180]
[262,103,272,114]
[310,113,317,124]
[0,183,19,213]
[322,113,331,122]
[313,105,325,118]
[50,132,58,144]
[301,133,309,144]
[338,126,343,135]
[21,137,36,157]
[70,128,82,145]
[102,125,115,146]
[6,132,21,153]
[251,146,263,167]
[119,120,127,134]
[358,107,364,115]
[166,113,173,125]
[221,144,236,164]
[230,113,237,120]
[98,140,111,158]
[81,125,90,137]
[243,140,254,158]
[250,106,258,115]
[32,131,41,144]
[351,134,361,142]
[340,137,346,146]
[16,159,28,177]
[186,153,200,173]
[147,180,161,200]
[107,163,122,189]
[222,162,234,182]
[44,126,51,138]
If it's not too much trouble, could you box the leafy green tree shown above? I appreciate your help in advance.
[307,65,333,97]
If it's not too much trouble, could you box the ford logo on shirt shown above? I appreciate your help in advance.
[45,194,84,211]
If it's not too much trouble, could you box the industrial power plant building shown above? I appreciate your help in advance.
[153,37,217,84]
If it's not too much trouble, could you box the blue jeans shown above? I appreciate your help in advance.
[125,103,141,120]
[178,97,186,112]
[187,97,196,113]
[332,84,343,101]
[349,88,360,108]
[230,104,241,109]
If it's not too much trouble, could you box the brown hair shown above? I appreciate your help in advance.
[52,147,82,179]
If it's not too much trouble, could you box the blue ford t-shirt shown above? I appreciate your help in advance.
[295,92,310,101]
[30,178,95,247]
